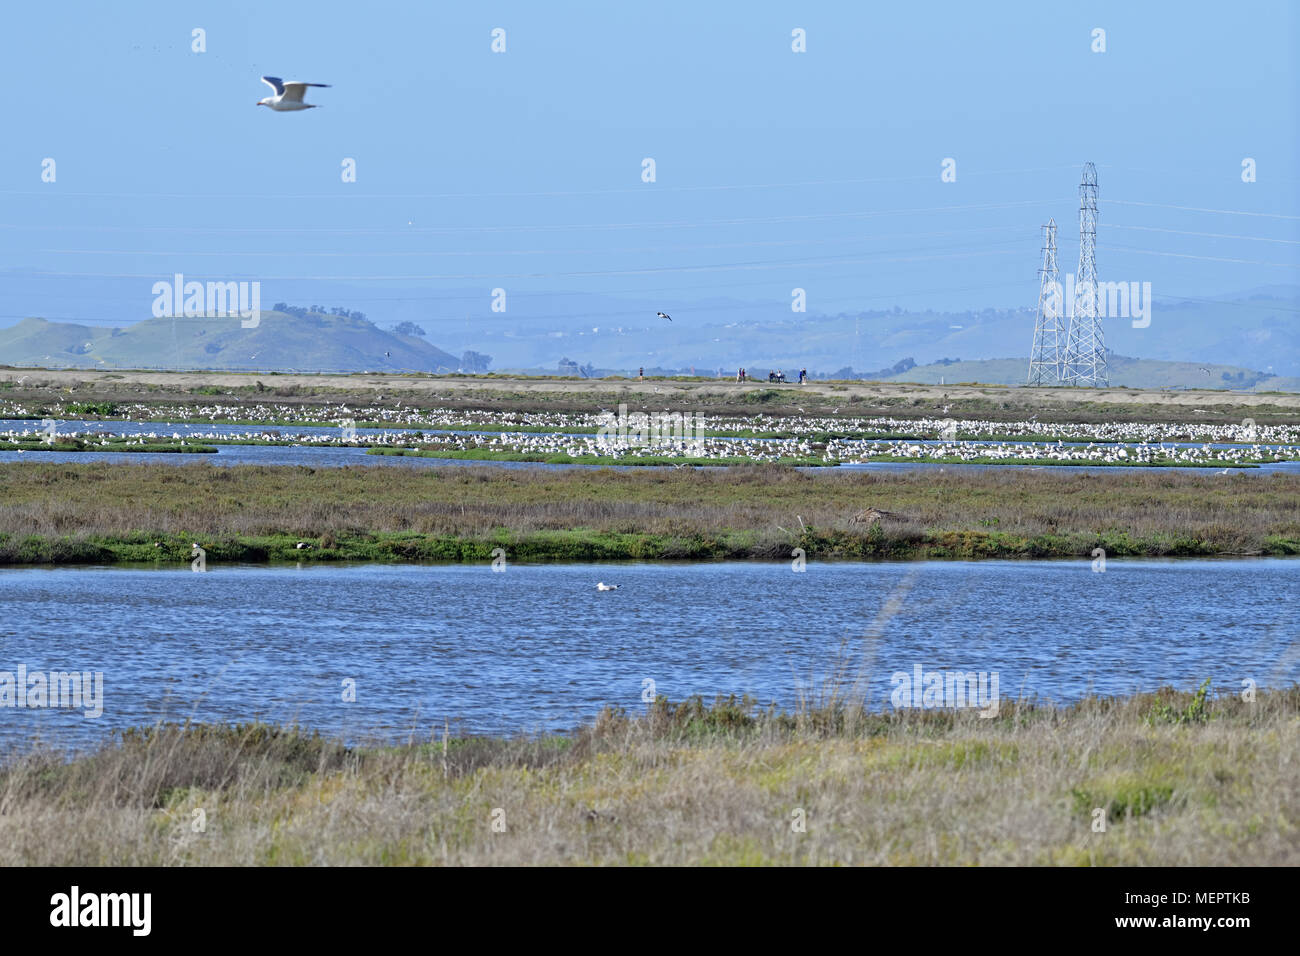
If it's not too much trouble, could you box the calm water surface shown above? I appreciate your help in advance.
[1,559,1295,751]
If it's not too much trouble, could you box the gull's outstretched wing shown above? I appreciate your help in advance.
[261,76,286,95]
[281,81,331,102]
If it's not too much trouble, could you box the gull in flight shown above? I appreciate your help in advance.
[656,312,672,322]
[257,76,331,111]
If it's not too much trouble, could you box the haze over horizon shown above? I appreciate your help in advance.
[1,1,1297,369]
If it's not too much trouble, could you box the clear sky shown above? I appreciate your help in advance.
[1,0,1296,332]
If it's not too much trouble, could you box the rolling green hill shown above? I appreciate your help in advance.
[0,312,462,373]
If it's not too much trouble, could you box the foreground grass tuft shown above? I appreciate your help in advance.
[2,686,1296,865]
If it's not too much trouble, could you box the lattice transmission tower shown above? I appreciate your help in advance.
[1026,218,1065,385]
[1061,162,1108,386]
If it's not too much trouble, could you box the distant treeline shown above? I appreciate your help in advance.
[272,303,368,322]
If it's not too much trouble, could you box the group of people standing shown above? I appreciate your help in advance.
[634,366,809,383]
[735,368,807,384]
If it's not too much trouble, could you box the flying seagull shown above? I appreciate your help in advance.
[257,76,331,111]
[656,312,672,322]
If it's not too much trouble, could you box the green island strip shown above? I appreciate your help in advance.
[7,525,1298,566]
[3,685,1295,865]
[0,440,217,453]
[850,454,1273,468]
[366,447,834,466]
[918,432,1299,447]
[1,462,1296,565]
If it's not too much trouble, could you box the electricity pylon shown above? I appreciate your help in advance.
[1061,162,1108,386]
[1026,219,1065,385]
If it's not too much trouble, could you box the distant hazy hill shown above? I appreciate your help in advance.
[452,290,1300,379]
[4,291,1296,391]
[878,355,1300,391]
[0,312,463,374]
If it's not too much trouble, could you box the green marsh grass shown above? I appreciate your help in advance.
[1,462,1297,564]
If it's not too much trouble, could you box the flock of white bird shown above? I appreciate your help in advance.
[4,418,1297,468]
[3,401,596,433]
[12,400,1299,445]
[5,400,1298,469]
[831,438,1288,468]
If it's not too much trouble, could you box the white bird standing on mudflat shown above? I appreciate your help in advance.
[257,76,331,111]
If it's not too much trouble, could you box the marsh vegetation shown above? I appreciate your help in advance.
[2,686,1294,865]
[1,462,1296,564]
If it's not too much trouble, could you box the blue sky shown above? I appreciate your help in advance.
[1,0,1296,334]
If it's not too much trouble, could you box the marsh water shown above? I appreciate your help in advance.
[1,559,1295,751]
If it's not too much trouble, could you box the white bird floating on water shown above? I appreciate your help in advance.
[596,582,620,591]
[257,76,331,111]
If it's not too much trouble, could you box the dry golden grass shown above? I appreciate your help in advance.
[2,688,1296,865]
[6,368,1300,424]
